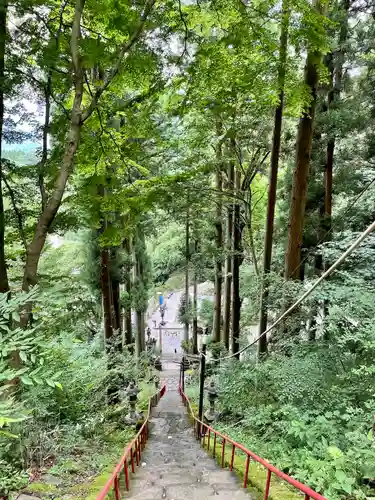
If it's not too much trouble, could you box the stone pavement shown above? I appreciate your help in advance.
[126,365,251,500]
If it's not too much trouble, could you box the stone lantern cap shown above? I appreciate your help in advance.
[127,380,139,402]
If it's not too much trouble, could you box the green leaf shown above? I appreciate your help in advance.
[335,469,347,482]
[19,351,28,362]
[12,312,20,322]
[0,429,19,439]
[19,376,33,386]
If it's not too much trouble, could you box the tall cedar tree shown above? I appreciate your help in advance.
[213,122,223,343]
[258,0,290,354]
[222,156,234,349]
[231,168,242,357]
[284,0,323,280]
[123,238,133,345]
[183,207,190,343]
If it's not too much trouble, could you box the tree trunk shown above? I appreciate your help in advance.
[135,310,143,358]
[192,239,198,354]
[231,169,242,358]
[138,231,147,352]
[112,276,121,334]
[183,207,189,343]
[222,158,234,349]
[22,0,85,303]
[324,0,349,235]
[39,74,51,211]
[258,0,289,356]
[133,230,147,356]
[213,132,223,342]
[123,238,133,345]
[284,1,322,281]
[101,247,113,345]
[0,0,8,294]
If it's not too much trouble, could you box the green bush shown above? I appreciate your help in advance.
[214,344,375,499]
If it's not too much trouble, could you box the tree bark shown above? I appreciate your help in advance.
[258,0,290,355]
[284,1,322,280]
[0,0,9,294]
[192,238,198,354]
[324,0,349,235]
[222,159,234,349]
[133,229,147,356]
[39,74,51,211]
[22,0,85,300]
[112,275,121,334]
[213,128,223,343]
[135,310,143,358]
[123,238,133,345]
[183,207,190,343]
[101,247,113,345]
[231,169,242,358]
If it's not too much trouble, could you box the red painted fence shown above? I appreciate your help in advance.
[179,384,327,500]
[96,384,166,500]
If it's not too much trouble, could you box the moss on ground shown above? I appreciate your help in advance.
[26,481,57,494]
[20,427,136,499]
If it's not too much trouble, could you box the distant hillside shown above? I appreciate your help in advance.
[3,142,38,165]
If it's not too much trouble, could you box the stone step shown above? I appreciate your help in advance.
[128,484,250,500]
[122,366,252,500]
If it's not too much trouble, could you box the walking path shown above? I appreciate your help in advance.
[126,365,251,500]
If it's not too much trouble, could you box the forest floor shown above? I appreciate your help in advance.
[13,422,136,499]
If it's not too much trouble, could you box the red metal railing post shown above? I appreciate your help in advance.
[304,496,310,500]
[208,429,211,451]
[135,440,139,466]
[114,475,120,500]
[221,439,226,468]
[137,436,141,461]
[264,470,272,500]
[244,455,250,488]
[124,459,129,491]
[213,433,217,458]
[130,446,135,473]
[141,430,144,450]
[230,444,235,471]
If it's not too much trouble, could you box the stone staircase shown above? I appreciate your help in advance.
[126,367,251,500]
[17,366,251,500]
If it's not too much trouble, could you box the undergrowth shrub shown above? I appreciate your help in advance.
[215,344,375,499]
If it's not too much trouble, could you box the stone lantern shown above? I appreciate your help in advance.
[204,380,218,424]
[154,356,162,371]
[180,356,190,392]
[145,327,153,352]
[125,380,140,425]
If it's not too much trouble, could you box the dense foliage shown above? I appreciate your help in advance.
[1,0,375,498]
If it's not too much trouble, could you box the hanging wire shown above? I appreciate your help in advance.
[199,218,375,361]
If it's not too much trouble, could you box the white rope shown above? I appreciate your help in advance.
[212,219,375,361]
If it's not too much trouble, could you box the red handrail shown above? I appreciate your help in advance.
[96,384,166,500]
[179,384,327,500]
